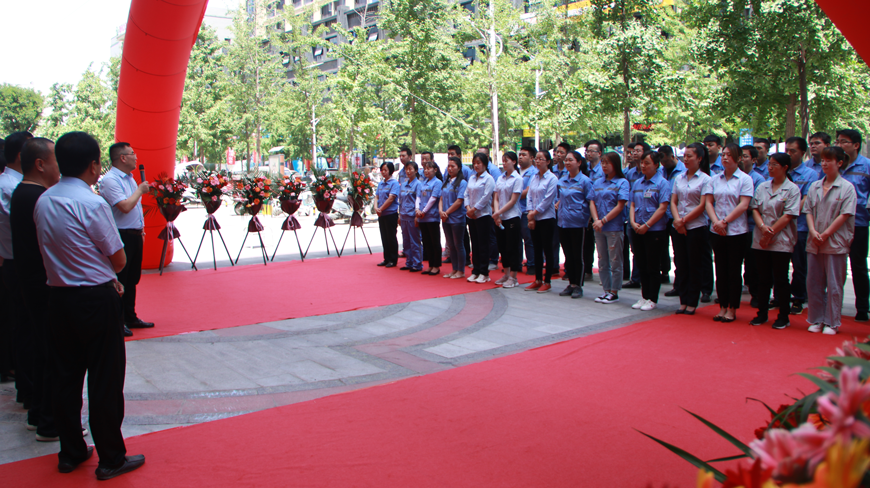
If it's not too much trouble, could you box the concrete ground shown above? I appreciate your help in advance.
[0,204,863,465]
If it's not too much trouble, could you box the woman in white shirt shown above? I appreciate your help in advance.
[465,152,496,284]
[492,151,524,288]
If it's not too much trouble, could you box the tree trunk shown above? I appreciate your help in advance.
[489,0,499,159]
[311,103,317,170]
[785,93,797,139]
[798,48,809,139]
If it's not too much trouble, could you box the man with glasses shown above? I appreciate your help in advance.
[806,132,831,178]
[100,143,152,337]
[836,129,870,322]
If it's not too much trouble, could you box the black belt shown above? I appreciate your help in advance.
[118,228,144,235]
[51,281,115,291]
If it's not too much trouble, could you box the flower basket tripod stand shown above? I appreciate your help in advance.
[157,204,197,275]
[270,199,305,262]
[304,197,341,258]
[339,196,372,255]
[235,203,269,266]
[193,200,235,270]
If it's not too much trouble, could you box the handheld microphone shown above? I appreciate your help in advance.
[139,164,146,183]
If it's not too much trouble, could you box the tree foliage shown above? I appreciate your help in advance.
[0,84,44,134]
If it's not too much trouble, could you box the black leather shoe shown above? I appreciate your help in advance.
[58,445,94,473]
[559,285,574,297]
[623,280,641,289]
[123,326,133,337]
[700,293,711,303]
[664,288,678,297]
[127,319,154,329]
[95,455,145,480]
[385,262,396,268]
[400,266,410,270]
[377,261,388,266]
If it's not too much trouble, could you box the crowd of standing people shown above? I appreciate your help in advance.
[375,130,869,335]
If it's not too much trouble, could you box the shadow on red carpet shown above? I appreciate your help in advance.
[3,304,866,486]
[130,254,534,340]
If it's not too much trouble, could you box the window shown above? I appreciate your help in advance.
[313,46,323,61]
[355,0,366,5]
[321,3,332,16]
[347,12,361,28]
[367,27,378,41]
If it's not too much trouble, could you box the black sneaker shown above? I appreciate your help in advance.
[664,288,678,297]
[700,293,711,303]
[790,301,803,315]
[559,285,574,296]
[749,315,768,326]
[600,293,619,304]
[771,318,790,330]
[750,298,758,308]
[856,311,869,322]
[571,287,584,299]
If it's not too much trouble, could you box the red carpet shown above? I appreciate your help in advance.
[131,254,533,340]
[4,305,865,487]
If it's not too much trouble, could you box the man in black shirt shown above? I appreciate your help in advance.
[11,138,61,440]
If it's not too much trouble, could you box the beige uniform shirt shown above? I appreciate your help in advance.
[750,179,801,253]
[802,175,857,255]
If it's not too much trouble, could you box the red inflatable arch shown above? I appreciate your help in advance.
[115,0,865,269]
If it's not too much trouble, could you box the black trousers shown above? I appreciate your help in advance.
[117,230,143,323]
[743,232,758,298]
[50,283,127,469]
[635,230,667,302]
[850,226,869,314]
[755,249,791,320]
[660,218,672,280]
[469,215,493,276]
[3,260,32,403]
[418,221,442,268]
[583,221,595,276]
[672,227,708,308]
[700,226,715,295]
[22,283,56,435]
[668,223,684,293]
[531,218,556,283]
[496,217,521,271]
[710,232,749,309]
[378,212,399,264]
[560,227,586,287]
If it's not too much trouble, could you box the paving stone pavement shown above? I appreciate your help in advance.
[1,263,860,465]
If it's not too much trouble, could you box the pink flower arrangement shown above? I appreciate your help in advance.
[190,171,232,203]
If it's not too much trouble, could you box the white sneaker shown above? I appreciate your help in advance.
[632,299,647,310]
[488,263,498,270]
[475,274,491,284]
[640,300,657,311]
[502,277,518,288]
[822,325,838,335]
[807,323,823,333]
[494,275,508,285]
[594,293,608,303]
[467,274,479,282]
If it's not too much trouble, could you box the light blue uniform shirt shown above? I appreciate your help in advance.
[441,178,467,225]
[746,170,766,231]
[0,168,22,259]
[416,176,442,223]
[624,165,643,222]
[487,162,502,180]
[672,171,711,231]
[494,172,523,221]
[377,178,400,215]
[518,165,538,213]
[788,163,821,232]
[464,172,495,219]
[35,177,123,287]
[100,167,145,230]
[461,165,474,180]
[551,165,568,181]
[397,166,408,185]
[527,170,558,221]
[754,159,769,179]
[631,173,671,232]
[557,172,596,229]
[592,177,630,232]
[710,154,724,175]
[702,169,755,236]
[804,158,824,179]
[840,154,870,227]
[399,178,422,218]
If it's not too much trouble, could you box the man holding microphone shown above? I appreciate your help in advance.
[100,142,153,337]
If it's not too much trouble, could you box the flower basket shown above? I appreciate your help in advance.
[191,171,232,210]
[315,197,334,214]
[280,200,302,231]
[247,203,264,232]
[314,197,335,228]
[205,200,221,214]
[157,203,186,240]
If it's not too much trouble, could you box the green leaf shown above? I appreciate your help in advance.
[795,372,839,394]
[853,343,870,353]
[706,454,751,463]
[635,429,726,482]
[745,397,778,418]
[682,408,754,456]
[828,356,870,370]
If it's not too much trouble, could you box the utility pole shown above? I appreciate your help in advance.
[488,0,499,160]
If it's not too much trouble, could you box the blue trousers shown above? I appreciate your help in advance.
[400,216,422,270]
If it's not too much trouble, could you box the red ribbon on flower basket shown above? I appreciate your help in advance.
[204,200,221,231]
[314,198,335,228]
[247,204,265,232]
[349,197,365,228]
[280,200,302,231]
[157,204,185,240]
